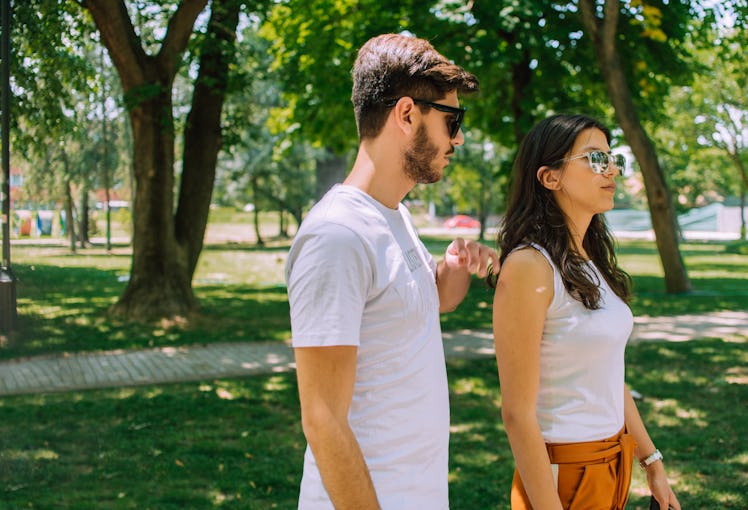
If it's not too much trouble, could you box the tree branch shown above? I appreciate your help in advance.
[82,0,147,90]
[157,0,209,76]
[176,0,241,276]
[602,0,620,49]
[579,0,600,41]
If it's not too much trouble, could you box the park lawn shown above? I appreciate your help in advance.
[3,238,748,360]
[4,242,293,360]
[0,337,746,508]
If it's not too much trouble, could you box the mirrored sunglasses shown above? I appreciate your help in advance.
[565,151,631,177]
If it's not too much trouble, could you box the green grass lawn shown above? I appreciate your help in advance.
[2,233,746,507]
[0,337,745,508]
[4,242,292,360]
[3,237,747,360]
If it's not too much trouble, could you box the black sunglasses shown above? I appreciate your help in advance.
[384,97,466,139]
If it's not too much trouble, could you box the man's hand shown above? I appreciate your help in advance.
[437,238,499,312]
[443,237,499,278]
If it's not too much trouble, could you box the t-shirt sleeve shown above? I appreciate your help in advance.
[286,222,370,347]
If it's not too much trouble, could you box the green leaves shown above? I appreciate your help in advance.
[123,82,167,110]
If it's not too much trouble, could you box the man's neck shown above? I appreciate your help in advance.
[343,139,414,209]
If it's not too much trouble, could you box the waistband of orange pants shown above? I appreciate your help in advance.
[545,427,636,510]
[546,426,633,464]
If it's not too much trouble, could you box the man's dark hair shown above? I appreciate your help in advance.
[351,33,478,140]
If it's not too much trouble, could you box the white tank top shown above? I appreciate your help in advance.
[530,243,633,442]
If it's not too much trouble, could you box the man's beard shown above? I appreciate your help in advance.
[404,124,442,184]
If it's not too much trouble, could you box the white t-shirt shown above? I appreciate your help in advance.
[530,243,634,443]
[286,184,449,509]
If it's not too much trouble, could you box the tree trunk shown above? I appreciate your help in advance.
[251,175,264,246]
[84,0,241,321]
[63,177,76,255]
[101,44,112,252]
[113,95,197,320]
[57,148,77,253]
[510,49,532,145]
[78,188,90,248]
[291,207,303,232]
[739,188,746,241]
[580,0,691,293]
[104,176,111,251]
[279,209,287,237]
[730,150,748,193]
[176,0,241,277]
[316,149,347,200]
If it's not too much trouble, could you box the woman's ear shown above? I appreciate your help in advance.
[537,166,561,190]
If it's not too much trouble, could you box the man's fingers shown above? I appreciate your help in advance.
[445,239,499,276]
[466,243,480,272]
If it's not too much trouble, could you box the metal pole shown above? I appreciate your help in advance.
[0,0,17,335]
[1,0,9,267]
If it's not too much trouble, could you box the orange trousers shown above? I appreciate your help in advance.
[511,427,636,510]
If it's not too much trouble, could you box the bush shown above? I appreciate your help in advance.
[725,240,748,255]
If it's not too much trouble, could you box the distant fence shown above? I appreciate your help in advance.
[605,204,743,240]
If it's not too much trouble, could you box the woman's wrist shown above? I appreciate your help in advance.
[639,448,663,469]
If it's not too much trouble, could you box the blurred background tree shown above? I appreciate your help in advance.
[6,0,747,322]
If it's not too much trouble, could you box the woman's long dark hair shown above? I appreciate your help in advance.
[492,113,631,309]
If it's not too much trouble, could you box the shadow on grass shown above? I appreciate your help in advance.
[195,285,291,342]
[2,338,743,508]
[0,375,304,509]
[614,240,727,257]
[441,278,495,332]
[624,339,748,508]
[440,271,748,333]
[631,274,748,317]
[7,238,746,360]
[202,241,292,253]
[4,262,291,361]
[421,236,459,254]
[446,338,748,508]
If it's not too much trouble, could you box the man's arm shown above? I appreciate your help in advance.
[294,345,381,509]
[436,237,499,312]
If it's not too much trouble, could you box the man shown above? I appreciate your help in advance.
[285,33,498,509]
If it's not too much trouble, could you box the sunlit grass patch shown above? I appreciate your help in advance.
[5,239,747,360]
[0,371,305,509]
[0,335,745,508]
[451,337,748,508]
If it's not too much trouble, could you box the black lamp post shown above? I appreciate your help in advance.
[0,0,17,336]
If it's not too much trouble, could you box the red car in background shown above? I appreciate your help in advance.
[443,214,480,229]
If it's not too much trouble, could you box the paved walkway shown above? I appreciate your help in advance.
[1,311,746,397]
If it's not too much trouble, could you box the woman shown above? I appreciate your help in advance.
[491,114,680,509]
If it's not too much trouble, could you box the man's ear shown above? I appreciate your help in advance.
[537,166,562,190]
[392,97,417,135]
